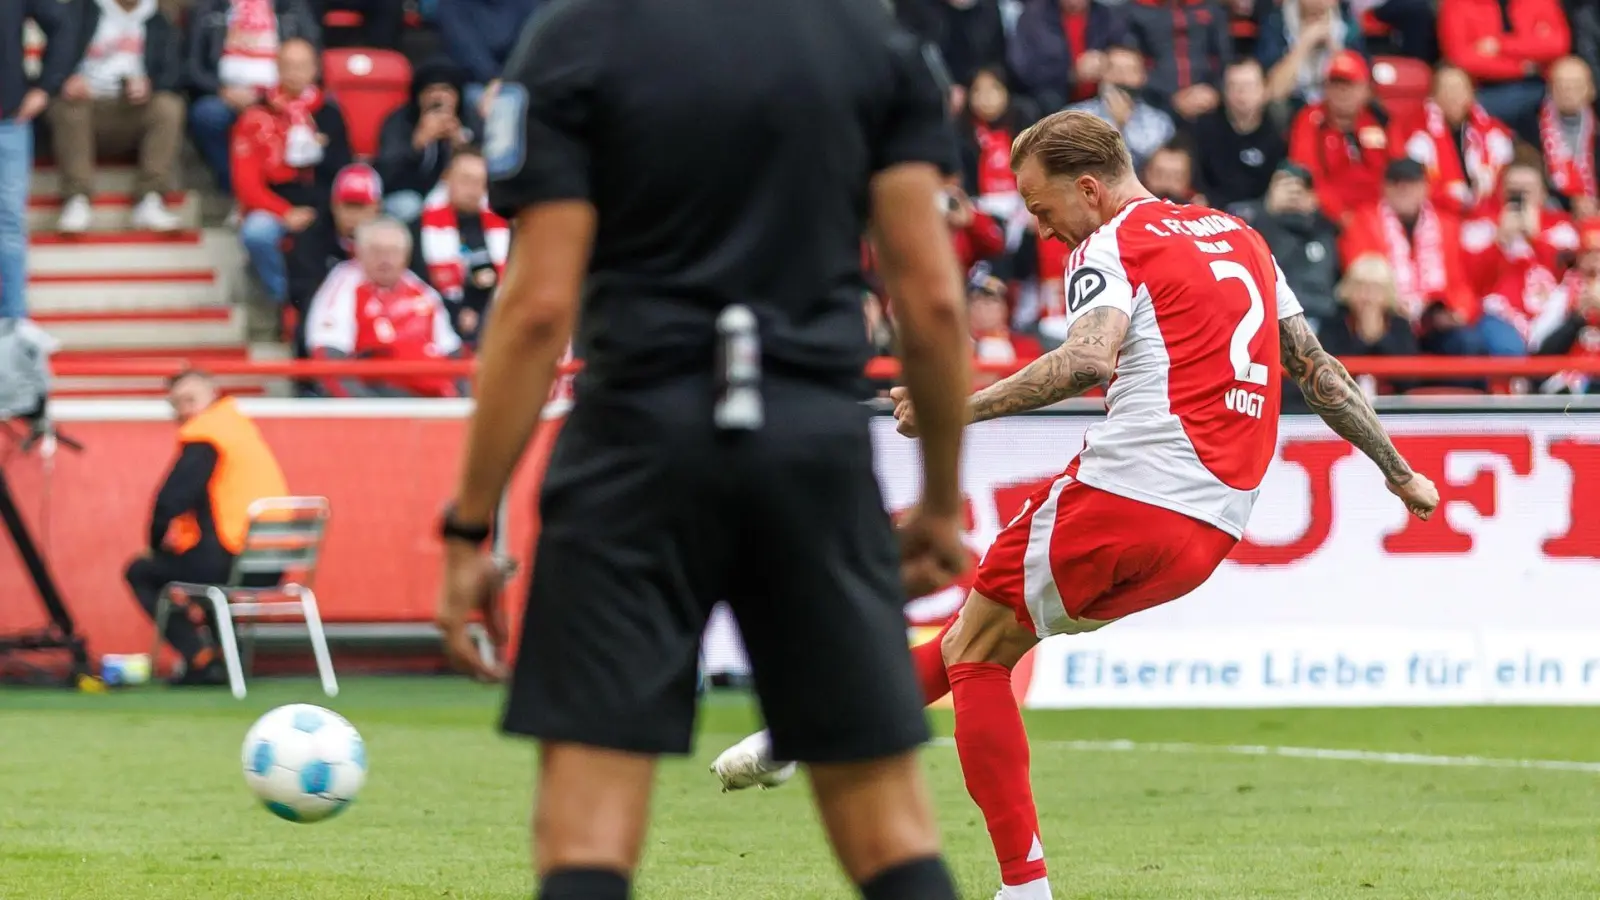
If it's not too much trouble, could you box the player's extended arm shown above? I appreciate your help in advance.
[452,203,596,524]
[967,307,1128,423]
[1278,313,1414,484]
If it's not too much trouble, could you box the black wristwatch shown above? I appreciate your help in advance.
[439,505,493,547]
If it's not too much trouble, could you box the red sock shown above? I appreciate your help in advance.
[948,661,1047,887]
[912,617,957,704]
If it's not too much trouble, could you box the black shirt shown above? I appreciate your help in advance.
[487,0,954,388]
[1191,110,1286,210]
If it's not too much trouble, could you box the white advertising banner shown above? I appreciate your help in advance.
[705,412,1600,707]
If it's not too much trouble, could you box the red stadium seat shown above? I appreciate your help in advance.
[1370,55,1431,124]
[1360,9,1392,38]
[322,48,412,160]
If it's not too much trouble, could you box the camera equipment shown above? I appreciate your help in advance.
[0,320,88,686]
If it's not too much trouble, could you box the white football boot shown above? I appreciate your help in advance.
[709,730,796,791]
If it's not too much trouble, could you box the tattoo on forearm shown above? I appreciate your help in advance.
[969,307,1123,423]
[1278,314,1412,484]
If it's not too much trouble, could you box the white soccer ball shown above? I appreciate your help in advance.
[241,703,367,823]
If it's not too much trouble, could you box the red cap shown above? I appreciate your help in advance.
[1579,217,1600,252]
[1326,50,1370,85]
[332,164,382,205]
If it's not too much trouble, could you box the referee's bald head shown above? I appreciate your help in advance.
[1010,110,1134,184]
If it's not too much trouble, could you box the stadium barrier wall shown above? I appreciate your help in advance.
[4,398,1600,707]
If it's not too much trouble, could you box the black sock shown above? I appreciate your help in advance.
[538,867,631,900]
[859,855,958,900]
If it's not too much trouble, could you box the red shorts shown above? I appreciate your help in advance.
[972,475,1237,637]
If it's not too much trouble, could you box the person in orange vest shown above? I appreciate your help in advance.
[125,369,288,686]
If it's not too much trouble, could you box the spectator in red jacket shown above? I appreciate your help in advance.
[233,37,352,304]
[1339,158,1475,325]
[1460,161,1578,350]
[1288,50,1388,226]
[1439,0,1570,125]
[943,179,1005,271]
[1394,65,1516,216]
[1538,56,1599,217]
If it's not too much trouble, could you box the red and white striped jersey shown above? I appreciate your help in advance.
[1060,197,1303,538]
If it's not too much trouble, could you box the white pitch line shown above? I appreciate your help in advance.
[927,737,1600,774]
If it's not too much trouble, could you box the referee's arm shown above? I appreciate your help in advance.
[869,38,971,522]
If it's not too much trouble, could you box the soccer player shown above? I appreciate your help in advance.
[712,109,1442,900]
[432,1,977,900]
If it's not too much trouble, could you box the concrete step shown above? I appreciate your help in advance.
[28,271,227,313]
[30,166,143,199]
[29,192,201,233]
[52,377,266,399]
[40,308,245,351]
[30,229,241,276]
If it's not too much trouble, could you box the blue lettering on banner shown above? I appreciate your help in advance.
[1261,653,1386,688]
[1062,652,1242,689]
[1586,659,1600,684]
[1406,653,1473,687]
[1494,654,1563,686]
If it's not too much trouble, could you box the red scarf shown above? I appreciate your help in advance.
[419,199,509,301]
[1379,202,1448,318]
[267,85,321,132]
[972,120,1016,197]
[1541,99,1597,202]
[1407,101,1510,211]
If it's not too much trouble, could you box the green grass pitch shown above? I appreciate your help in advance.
[3,678,1599,899]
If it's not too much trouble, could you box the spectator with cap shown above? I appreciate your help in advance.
[1069,45,1176,170]
[1440,0,1570,125]
[50,0,187,235]
[1007,0,1127,113]
[286,162,381,327]
[185,0,320,199]
[232,37,351,306]
[1257,0,1364,107]
[1256,161,1341,325]
[1122,0,1232,120]
[968,264,1041,386]
[413,149,505,350]
[1288,49,1388,226]
[1192,58,1287,212]
[1341,158,1479,346]
[1460,161,1578,353]
[1395,65,1516,217]
[375,57,478,224]
[0,0,79,318]
[1537,57,1599,216]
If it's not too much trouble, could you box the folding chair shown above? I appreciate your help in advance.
[152,497,335,700]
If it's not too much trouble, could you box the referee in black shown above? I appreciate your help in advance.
[434,1,974,897]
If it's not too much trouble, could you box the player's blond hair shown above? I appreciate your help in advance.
[1010,109,1133,181]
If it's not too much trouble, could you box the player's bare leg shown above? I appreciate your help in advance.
[532,742,656,899]
[940,591,1049,900]
[808,753,958,897]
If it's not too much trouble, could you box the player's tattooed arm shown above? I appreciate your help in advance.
[1279,314,1414,485]
[968,307,1127,423]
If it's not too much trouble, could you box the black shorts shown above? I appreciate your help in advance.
[501,374,929,763]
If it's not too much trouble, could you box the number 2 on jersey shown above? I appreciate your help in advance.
[1210,260,1270,386]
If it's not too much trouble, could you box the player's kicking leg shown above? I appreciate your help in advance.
[714,591,1047,899]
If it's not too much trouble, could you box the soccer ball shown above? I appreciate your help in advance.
[241,703,367,823]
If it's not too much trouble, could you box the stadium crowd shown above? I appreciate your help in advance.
[3,0,1600,396]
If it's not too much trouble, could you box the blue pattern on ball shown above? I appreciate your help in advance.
[299,760,333,795]
[350,737,366,771]
[291,708,325,733]
[249,741,273,776]
[265,801,302,822]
